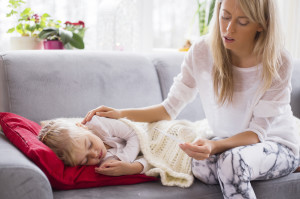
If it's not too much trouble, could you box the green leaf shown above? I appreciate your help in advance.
[16,23,24,34]
[41,13,50,18]
[21,8,32,17]
[59,28,72,45]
[69,33,84,49]
[38,28,58,39]
[207,0,216,25]
[9,0,25,9]
[26,24,36,32]
[6,10,17,17]
[7,27,15,33]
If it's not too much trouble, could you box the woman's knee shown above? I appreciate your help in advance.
[192,157,219,184]
[216,147,252,182]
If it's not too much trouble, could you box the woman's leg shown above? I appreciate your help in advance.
[191,137,222,184]
[191,154,219,184]
[216,141,299,199]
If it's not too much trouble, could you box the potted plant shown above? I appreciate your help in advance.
[38,24,85,50]
[63,21,86,49]
[7,0,50,50]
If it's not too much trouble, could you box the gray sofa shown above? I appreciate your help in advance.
[0,50,300,199]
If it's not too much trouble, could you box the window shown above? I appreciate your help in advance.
[0,0,299,58]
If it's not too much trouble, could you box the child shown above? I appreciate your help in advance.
[39,115,211,187]
[38,116,149,176]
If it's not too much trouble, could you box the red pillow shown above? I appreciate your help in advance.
[0,112,157,190]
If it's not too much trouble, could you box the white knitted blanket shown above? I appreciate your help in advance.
[121,119,213,188]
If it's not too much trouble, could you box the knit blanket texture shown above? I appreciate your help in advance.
[121,118,213,188]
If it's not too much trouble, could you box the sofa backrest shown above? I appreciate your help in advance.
[149,52,206,121]
[0,51,163,123]
[291,59,300,118]
[0,51,299,123]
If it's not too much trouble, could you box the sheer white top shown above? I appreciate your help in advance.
[162,36,300,157]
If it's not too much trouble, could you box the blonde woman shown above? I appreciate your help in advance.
[82,0,299,198]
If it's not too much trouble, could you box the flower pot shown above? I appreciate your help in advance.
[43,40,64,50]
[10,36,43,50]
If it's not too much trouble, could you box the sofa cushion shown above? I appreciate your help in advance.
[149,52,206,121]
[0,112,157,190]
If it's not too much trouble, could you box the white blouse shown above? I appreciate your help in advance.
[162,36,300,157]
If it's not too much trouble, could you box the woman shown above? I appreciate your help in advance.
[82,0,299,198]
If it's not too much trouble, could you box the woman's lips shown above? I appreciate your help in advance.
[224,36,235,43]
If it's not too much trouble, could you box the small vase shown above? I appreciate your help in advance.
[10,36,43,50]
[43,40,64,50]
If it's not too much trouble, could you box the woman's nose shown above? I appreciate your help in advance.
[226,21,235,33]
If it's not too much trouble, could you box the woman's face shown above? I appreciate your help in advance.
[219,0,263,54]
[74,125,107,165]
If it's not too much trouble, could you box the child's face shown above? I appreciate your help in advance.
[74,124,107,166]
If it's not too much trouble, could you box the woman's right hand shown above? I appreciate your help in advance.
[81,106,121,124]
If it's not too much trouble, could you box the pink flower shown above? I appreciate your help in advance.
[65,21,85,28]
[78,21,85,28]
[33,14,40,23]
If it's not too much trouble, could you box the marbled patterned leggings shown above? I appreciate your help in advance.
[191,141,299,199]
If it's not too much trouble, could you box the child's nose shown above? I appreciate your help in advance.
[89,150,98,158]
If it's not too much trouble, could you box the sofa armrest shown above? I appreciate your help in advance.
[0,131,53,199]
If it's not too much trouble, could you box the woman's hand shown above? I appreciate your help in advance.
[95,159,143,176]
[179,139,216,160]
[82,106,121,124]
[180,131,260,160]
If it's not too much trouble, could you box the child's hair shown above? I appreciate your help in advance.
[38,119,91,166]
[209,0,283,105]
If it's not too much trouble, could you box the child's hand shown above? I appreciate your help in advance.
[95,159,143,176]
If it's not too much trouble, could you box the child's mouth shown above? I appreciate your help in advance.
[99,150,103,159]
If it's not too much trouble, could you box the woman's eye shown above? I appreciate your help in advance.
[238,19,249,26]
[222,16,230,20]
[239,21,249,26]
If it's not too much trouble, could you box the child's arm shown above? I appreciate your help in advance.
[134,156,152,173]
[95,159,143,176]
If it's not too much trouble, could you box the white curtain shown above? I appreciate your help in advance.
[278,0,300,59]
[152,0,200,49]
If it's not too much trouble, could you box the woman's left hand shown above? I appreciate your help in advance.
[179,139,216,160]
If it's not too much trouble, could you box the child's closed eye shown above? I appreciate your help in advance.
[89,141,93,149]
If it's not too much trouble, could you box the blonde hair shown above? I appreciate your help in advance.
[208,0,283,105]
[38,119,92,166]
